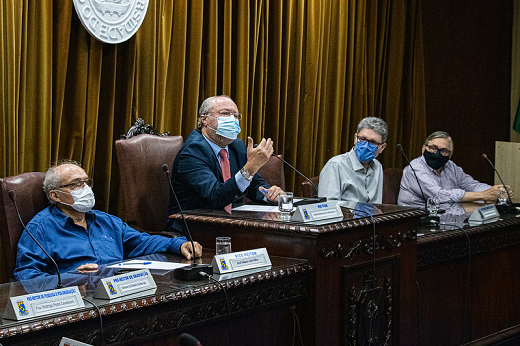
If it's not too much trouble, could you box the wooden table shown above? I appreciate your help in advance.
[171,203,424,345]
[417,203,520,346]
[0,253,312,346]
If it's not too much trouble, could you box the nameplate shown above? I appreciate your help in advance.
[292,200,343,222]
[94,269,156,300]
[468,204,500,226]
[3,286,84,321]
[212,248,271,274]
[59,337,93,346]
[213,266,272,281]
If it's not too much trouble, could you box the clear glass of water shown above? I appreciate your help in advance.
[497,187,508,205]
[278,192,294,220]
[427,197,440,216]
[216,237,232,255]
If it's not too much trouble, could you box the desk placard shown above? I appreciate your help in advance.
[59,337,93,346]
[468,204,500,226]
[212,248,271,274]
[94,269,156,300]
[292,200,342,222]
[3,286,84,321]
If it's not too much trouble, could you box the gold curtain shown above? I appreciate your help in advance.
[1,0,426,213]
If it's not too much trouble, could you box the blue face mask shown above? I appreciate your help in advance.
[207,115,241,140]
[355,140,378,163]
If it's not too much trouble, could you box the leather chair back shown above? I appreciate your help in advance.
[115,134,184,234]
[382,168,403,204]
[301,176,319,198]
[258,155,285,190]
[0,172,47,281]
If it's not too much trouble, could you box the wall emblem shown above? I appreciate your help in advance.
[73,0,149,44]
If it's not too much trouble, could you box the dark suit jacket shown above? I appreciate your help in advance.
[166,130,270,231]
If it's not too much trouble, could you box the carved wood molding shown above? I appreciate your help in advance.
[175,210,425,236]
[120,118,170,139]
[320,230,417,260]
[98,279,308,344]
[418,223,520,267]
[345,274,393,346]
[0,263,313,341]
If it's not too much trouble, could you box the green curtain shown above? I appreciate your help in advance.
[0,0,426,280]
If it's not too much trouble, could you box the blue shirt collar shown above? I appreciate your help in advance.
[50,205,95,228]
[201,132,229,159]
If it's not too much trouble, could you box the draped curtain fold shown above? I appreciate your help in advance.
[1,0,426,214]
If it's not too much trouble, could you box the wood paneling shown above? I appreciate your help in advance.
[422,0,513,184]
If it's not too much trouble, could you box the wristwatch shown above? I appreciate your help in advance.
[240,167,253,181]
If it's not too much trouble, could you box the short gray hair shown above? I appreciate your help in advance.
[197,95,233,130]
[424,131,454,151]
[357,117,388,143]
[43,160,82,205]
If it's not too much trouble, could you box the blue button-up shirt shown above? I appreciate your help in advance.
[397,155,491,207]
[14,206,187,280]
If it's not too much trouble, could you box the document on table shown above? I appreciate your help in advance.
[232,199,303,212]
[107,260,189,270]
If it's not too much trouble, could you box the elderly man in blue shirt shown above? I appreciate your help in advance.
[14,161,202,281]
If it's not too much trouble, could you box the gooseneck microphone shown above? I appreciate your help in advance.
[8,190,63,288]
[482,153,520,213]
[397,144,439,225]
[253,144,326,205]
[162,164,213,280]
[397,144,427,209]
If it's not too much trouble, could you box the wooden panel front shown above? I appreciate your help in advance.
[418,216,520,345]
[176,206,422,345]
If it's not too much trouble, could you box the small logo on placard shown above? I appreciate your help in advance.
[219,259,229,270]
[17,300,29,316]
[107,282,118,295]
[73,0,149,44]
[303,209,310,219]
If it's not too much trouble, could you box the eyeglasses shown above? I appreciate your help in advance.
[425,145,451,157]
[204,110,242,121]
[59,178,94,190]
[357,136,383,147]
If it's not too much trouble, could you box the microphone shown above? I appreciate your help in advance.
[8,190,63,288]
[179,333,202,346]
[253,144,326,206]
[397,144,439,226]
[162,164,213,280]
[482,153,520,213]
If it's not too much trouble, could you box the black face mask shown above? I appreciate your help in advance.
[423,149,450,170]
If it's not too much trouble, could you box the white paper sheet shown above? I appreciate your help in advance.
[232,199,303,212]
[107,260,189,270]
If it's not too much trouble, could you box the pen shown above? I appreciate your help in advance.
[118,261,152,266]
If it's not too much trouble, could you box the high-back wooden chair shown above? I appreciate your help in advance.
[115,134,184,235]
[0,172,47,281]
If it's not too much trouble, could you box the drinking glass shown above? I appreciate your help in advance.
[427,197,440,216]
[216,237,232,255]
[497,187,508,205]
[278,192,294,220]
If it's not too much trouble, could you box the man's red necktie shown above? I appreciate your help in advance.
[219,149,232,213]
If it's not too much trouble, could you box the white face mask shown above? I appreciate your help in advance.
[58,185,95,213]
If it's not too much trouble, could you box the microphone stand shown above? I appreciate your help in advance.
[482,153,520,213]
[397,144,439,226]
[253,144,326,206]
[8,190,63,288]
[162,165,213,280]
[271,155,327,206]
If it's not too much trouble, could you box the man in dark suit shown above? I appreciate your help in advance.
[166,95,283,232]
